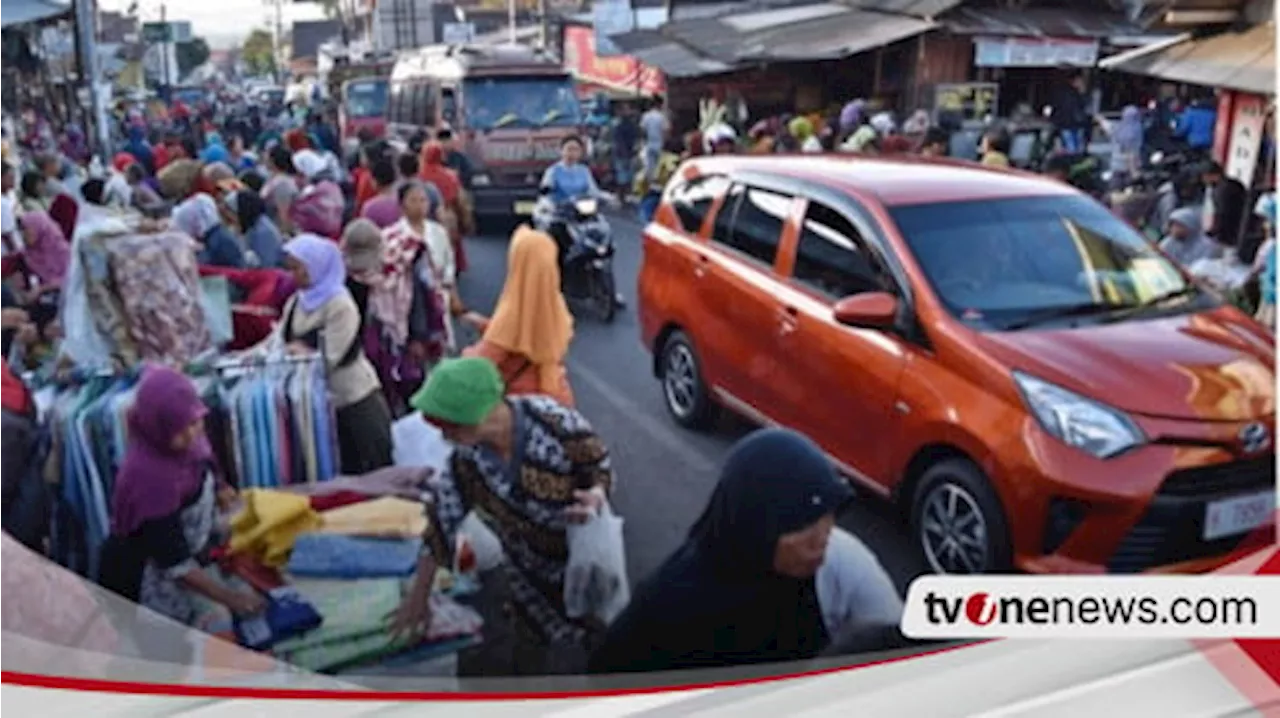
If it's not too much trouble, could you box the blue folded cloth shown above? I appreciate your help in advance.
[234,586,324,650]
[287,534,423,579]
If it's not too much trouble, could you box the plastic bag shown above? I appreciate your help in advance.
[391,414,505,571]
[200,275,234,348]
[564,501,629,625]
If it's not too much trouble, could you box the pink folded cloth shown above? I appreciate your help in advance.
[277,465,431,500]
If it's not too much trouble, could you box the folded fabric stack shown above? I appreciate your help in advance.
[229,490,322,568]
[316,497,427,539]
[286,534,423,579]
[271,578,482,673]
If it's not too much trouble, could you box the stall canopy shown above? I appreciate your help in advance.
[1100,22,1275,96]
[612,2,939,78]
[1,0,71,28]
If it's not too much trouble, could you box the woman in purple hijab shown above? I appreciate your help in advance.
[103,364,265,626]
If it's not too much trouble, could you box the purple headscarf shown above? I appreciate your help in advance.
[284,233,347,313]
[110,365,211,537]
[839,99,867,133]
[18,211,71,284]
[1113,105,1144,155]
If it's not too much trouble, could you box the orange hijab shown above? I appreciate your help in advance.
[483,226,573,390]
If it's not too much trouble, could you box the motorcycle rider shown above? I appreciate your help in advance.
[541,135,625,309]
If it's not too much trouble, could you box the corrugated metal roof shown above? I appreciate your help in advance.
[853,0,963,18]
[291,20,342,61]
[1100,22,1275,95]
[942,6,1146,38]
[662,5,935,63]
[626,40,737,78]
[1,0,70,28]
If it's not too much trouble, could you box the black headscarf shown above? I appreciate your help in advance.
[233,188,266,231]
[589,428,854,674]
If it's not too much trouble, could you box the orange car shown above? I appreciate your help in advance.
[638,154,1277,575]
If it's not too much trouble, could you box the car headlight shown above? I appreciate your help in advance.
[1013,371,1145,459]
[472,173,491,187]
[575,198,599,215]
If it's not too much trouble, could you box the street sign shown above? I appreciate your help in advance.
[141,22,173,43]
[442,22,476,44]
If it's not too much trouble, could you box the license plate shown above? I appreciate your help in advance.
[513,201,536,215]
[1203,491,1275,541]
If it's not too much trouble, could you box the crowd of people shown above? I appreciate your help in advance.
[0,91,913,677]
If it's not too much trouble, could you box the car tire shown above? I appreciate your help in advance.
[659,330,715,430]
[910,458,1012,575]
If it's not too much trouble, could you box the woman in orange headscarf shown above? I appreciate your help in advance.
[462,225,575,407]
[418,142,471,274]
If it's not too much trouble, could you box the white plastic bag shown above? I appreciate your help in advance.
[391,413,505,571]
[564,501,630,625]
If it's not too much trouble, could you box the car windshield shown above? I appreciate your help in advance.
[462,76,582,130]
[344,80,388,118]
[174,88,204,105]
[889,195,1200,331]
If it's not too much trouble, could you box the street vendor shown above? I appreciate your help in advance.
[390,356,616,675]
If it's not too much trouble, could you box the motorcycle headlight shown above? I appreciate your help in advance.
[574,198,598,216]
[472,173,491,187]
[1013,372,1145,459]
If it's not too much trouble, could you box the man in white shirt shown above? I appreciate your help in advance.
[1,162,18,255]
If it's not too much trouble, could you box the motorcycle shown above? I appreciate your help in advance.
[533,190,619,323]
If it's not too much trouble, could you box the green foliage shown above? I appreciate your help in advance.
[175,37,211,75]
[242,28,276,77]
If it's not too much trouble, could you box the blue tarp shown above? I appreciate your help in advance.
[1,0,72,29]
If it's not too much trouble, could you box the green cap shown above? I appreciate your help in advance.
[409,357,506,426]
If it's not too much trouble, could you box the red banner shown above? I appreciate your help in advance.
[563,25,666,97]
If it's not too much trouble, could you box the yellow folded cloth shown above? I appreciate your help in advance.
[317,497,428,539]
[228,489,322,567]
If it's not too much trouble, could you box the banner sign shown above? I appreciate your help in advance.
[974,36,1098,68]
[563,25,666,97]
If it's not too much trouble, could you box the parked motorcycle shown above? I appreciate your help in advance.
[533,190,619,323]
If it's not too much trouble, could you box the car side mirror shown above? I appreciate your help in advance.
[833,292,899,330]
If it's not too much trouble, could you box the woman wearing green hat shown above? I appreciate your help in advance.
[390,356,616,675]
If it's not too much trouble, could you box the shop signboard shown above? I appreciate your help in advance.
[1225,93,1269,188]
[933,82,999,123]
[974,36,1098,68]
[563,25,665,97]
[141,22,172,43]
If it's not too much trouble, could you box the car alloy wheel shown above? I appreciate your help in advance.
[663,342,699,420]
[918,481,991,575]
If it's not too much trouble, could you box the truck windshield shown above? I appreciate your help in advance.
[344,80,388,118]
[462,76,582,130]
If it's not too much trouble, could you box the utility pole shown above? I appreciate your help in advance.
[73,0,111,159]
[538,0,548,50]
[274,0,285,85]
[508,0,517,44]
[160,2,171,91]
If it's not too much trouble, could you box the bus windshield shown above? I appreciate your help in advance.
[344,80,388,118]
[173,87,205,106]
[462,76,582,130]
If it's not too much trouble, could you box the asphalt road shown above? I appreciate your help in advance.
[457,213,927,596]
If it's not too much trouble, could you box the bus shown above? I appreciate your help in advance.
[339,77,390,144]
[388,44,585,218]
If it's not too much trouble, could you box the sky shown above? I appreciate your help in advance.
[99,0,329,48]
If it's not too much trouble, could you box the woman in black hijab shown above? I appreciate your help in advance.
[589,428,855,674]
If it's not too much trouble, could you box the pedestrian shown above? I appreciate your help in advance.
[126,163,165,215]
[15,210,70,293]
[289,150,345,241]
[462,225,575,407]
[1252,193,1276,328]
[437,128,475,192]
[588,428,856,674]
[1200,161,1248,253]
[101,364,266,628]
[1174,95,1217,154]
[274,234,394,474]
[2,357,49,551]
[1159,207,1220,267]
[173,193,246,269]
[228,189,284,268]
[125,124,155,175]
[611,105,639,193]
[635,138,682,225]
[352,141,384,215]
[1107,105,1144,189]
[703,124,738,155]
[260,144,300,232]
[359,155,402,229]
[19,170,50,214]
[788,117,823,154]
[418,141,471,274]
[980,127,1012,168]
[841,125,878,154]
[397,151,420,183]
[640,96,670,182]
[390,356,615,675]
[919,127,950,157]
[1050,70,1092,155]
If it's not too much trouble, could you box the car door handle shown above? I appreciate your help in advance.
[778,306,799,336]
[693,254,710,278]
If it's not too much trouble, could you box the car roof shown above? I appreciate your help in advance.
[691,154,1077,207]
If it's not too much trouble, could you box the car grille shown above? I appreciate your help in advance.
[1107,455,1276,574]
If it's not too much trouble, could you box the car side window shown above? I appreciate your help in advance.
[712,184,791,266]
[794,201,891,299]
[442,87,458,126]
[667,175,729,234]
[389,84,404,124]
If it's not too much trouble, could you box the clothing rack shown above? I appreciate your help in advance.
[38,350,340,581]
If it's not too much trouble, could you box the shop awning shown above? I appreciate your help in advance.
[941,5,1147,38]
[611,3,937,76]
[1100,22,1275,96]
[1,0,71,29]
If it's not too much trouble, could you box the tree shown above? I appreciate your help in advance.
[175,37,211,76]
[242,28,276,77]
